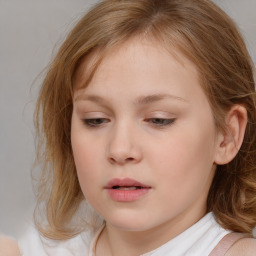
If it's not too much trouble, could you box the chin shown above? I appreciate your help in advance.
[104,210,152,232]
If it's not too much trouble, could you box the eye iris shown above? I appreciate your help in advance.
[93,119,103,124]
[154,118,164,124]
[83,118,107,127]
[153,118,171,125]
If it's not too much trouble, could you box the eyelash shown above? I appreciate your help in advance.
[82,118,109,127]
[82,118,176,128]
[146,118,176,127]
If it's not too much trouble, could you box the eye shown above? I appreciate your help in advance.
[146,118,176,127]
[82,118,109,127]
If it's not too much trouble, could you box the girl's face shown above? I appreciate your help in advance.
[71,38,220,236]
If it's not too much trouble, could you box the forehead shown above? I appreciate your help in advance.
[72,37,210,114]
[73,37,199,92]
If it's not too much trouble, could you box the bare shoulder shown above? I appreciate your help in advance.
[0,235,21,256]
[225,237,256,256]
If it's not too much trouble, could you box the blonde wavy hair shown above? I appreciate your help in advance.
[34,0,256,240]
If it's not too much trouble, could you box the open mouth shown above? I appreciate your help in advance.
[105,178,151,190]
[112,186,144,190]
[105,178,151,201]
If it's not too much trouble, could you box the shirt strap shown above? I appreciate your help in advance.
[209,232,252,256]
[88,224,105,256]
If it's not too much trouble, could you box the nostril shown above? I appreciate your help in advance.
[109,157,116,164]
[108,156,135,165]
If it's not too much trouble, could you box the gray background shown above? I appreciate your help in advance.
[0,0,255,239]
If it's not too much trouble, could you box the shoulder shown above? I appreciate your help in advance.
[19,224,95,256]
[18,225,47,255]
[225,237,256,256]
[0,235,21,256]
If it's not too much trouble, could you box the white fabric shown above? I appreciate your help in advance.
[18,224,95,256]
[140,213,230,256]
[19,212,230,256]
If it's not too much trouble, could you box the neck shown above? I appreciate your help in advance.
[96,209,207,256]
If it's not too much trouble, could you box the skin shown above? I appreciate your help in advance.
[71,38,250,255]
[226,238,256,256]
[0,235,21,256]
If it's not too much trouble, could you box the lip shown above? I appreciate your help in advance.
[104,178,151,202]
[105,178,151,189]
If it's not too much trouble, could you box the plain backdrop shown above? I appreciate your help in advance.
[0,0,256,239]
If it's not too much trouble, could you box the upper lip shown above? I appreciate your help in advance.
[104,178,151,189]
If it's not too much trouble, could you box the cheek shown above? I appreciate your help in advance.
[148,131,216,214]
[72,140,101,179]
[72,139,97,170]
[148,123,216,187]
[71,114,102,170]
[71,122,101,193]
[72,139,101,201]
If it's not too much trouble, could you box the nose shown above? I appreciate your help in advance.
[107,123,142,165]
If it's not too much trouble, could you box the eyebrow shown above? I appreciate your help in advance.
[135,94,188,104]
[75,94,106,103]
[74,93,188,105]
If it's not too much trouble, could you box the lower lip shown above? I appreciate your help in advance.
[106,188,150,202]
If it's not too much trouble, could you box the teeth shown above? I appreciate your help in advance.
[113,186,141,190]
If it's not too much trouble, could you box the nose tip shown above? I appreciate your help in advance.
[107,126,142,165]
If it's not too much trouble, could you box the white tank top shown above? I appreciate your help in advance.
[19,212,232,256]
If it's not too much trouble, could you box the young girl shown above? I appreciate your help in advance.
[19,0,256,255]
